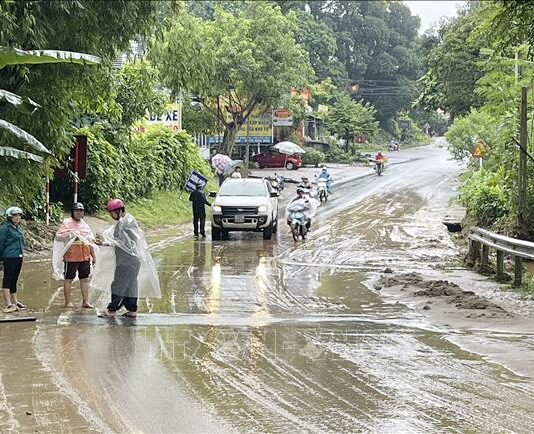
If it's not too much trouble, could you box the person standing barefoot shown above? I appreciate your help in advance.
[54,202,96,308]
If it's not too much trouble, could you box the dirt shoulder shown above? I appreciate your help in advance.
[371,268,534,377]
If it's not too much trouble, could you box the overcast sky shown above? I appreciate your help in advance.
[404,1,466,33]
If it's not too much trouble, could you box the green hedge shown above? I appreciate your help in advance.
[302,148,325,167]
[63,125,211,212]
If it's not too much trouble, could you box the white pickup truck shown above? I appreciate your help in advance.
[209,178,279,240]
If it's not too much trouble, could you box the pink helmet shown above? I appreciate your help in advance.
[106,198,124,212]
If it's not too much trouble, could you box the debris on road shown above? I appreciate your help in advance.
[377,272,509,314]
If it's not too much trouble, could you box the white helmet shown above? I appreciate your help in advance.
[6,206,23,218]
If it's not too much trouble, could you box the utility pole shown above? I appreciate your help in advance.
[245,118,250,172]
[514,44,528,286]
[515,86,528,287]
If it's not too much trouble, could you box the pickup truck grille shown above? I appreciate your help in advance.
[222,206,258,215]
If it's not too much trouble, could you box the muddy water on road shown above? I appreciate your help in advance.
[2,144,534,432]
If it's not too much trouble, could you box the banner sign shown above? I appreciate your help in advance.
[132,103,182,134]
[272,109,294,127]
[209,111,272,145]
[185,171,208,193]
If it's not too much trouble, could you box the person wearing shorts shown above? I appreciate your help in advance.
[0,207,25,313]
[55,203,96,308]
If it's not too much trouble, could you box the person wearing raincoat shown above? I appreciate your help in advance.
[317,166,333,193]
[91,199,161,318]
[53,202,96,308]
[286,189,318,236]
[0,207,25,313]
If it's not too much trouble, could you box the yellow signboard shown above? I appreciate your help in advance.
[472,140,487,158]
[132,103,182,134]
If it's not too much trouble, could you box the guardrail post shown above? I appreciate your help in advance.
[467,240,480,267]
[472,240,481,266]
[514,256,523,287]
[481,244,489,269]
[496,250,505,281]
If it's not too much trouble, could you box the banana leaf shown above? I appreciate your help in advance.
[0,146,43,162]
[0,89,41,113]
[0,119,50,154]
[0,47,101,69]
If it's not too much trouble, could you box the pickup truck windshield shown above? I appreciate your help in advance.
[219,182,268,197]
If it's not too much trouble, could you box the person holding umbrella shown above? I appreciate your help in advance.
[211,153,232,186]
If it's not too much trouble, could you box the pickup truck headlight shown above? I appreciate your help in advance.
[258,205,268,213]
[212,205,222,213]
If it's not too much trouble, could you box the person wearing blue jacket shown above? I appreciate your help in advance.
[318,167,333,193]
[0,207,26,313]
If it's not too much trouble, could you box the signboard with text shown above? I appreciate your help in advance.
[273,109,294,127]
[209,111,272,146]
[132,103,182,134]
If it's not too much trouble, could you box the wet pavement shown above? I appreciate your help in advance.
[2,139,534,432]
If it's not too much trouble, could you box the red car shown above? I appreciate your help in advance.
[252,149,302,170]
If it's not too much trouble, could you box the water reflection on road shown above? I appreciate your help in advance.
[2,142,534,432]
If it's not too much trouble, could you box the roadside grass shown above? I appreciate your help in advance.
[514,271,534,298]
[96,178,218,229]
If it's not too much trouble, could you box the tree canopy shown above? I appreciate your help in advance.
[155,1,313,154]
[277,0,423,126]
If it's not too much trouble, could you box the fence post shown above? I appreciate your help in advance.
[466,239,476,267]
[496,250,505,281]
[472,240,481,265]
[514,256,523,287]
[481,244,489,268]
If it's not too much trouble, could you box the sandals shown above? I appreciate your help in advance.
[3,304,17,313]
[122,312,137,318]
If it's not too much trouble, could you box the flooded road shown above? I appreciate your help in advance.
[3,140,534,432]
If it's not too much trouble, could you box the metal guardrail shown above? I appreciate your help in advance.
[468,227,534,286]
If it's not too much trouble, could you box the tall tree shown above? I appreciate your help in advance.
[415,6,487,119]
[277,1,423,127]
[0,1,159,209]
[156,1,313,154]
[324,94,379,147]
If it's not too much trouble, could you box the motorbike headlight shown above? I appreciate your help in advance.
[258,205,268,213]
[212,205,222,213]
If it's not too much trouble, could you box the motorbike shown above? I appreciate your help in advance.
[297,184,315,199]
[387,140,399,151]
[374,160,385,176]
[316,178,328,202]
[267,173,285,193]
[286,200,310,241]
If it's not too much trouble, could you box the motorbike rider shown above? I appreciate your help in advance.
[375,151,386,164]
[274,172,284,191]
[374,151,386,173]
[297,176,314,196]
[317,166,333,193]
[288,188,312,234]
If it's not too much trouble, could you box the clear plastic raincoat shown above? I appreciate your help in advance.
[52,218,97,281]
[90,214,161,299]
[285,197,319,223]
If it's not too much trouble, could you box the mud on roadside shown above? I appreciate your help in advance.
[375,271,511,319]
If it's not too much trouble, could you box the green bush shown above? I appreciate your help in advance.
[302,148,325,167]
[55,125,211,212]
[460,167,508,227]
[445,109,499,161]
